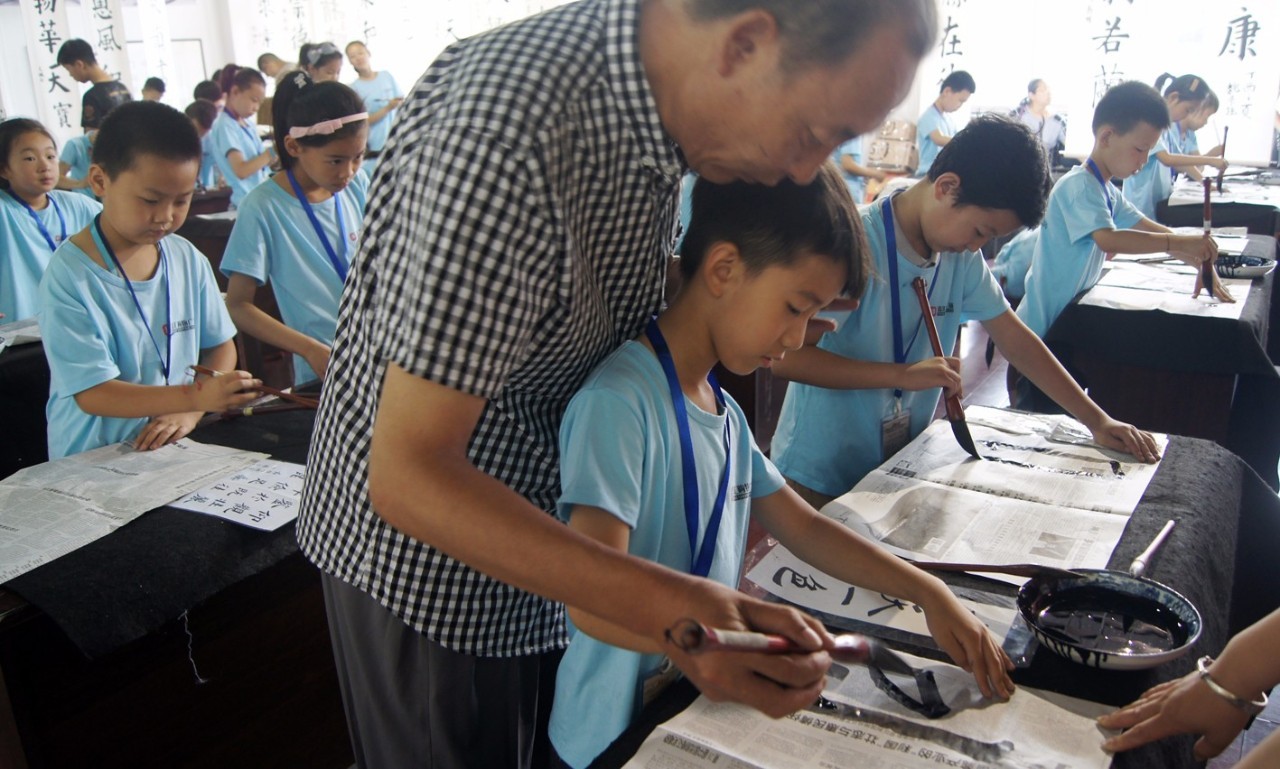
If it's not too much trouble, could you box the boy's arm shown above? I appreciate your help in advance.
[839,155,886,181]
[1156,151,1227,173]
[928,129,952,147]
[770,344,962,396]
[369,364,833,717]
[562,505,665,655]
[131,339,244,450]
[984,310,1160,462]
[751,484,1013,699]
[225,273,332,379]
[73,349,260,420]
[1092,226,1231,302]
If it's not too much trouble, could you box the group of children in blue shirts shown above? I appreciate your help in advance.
[1,63,1233,768]
[2,65,376,460]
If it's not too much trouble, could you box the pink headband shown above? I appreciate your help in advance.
[288,112,368,138]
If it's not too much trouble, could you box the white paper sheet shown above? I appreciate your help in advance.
[743,544,1015,640]
[623,651,1114,769]
[1168,177,1280,207]
[0,318,41,354]
[170,459,305,531]
[0,439,267,582]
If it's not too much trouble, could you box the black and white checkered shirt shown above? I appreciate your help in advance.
[296,0,686,656]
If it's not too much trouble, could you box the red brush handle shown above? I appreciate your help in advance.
[912,277,964,419]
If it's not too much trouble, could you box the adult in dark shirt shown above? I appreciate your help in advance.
[56,39,133,131]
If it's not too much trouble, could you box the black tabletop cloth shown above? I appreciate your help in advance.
[4,410,315,659]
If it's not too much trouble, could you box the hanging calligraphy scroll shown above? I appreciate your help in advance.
[18,0,79,147]
[135,0,175,99]
[82,0,133,92]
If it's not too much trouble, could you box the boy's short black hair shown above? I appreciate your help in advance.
[56,39,95,67]
[193,80,223,102]
[184,99,218,131]
[928,113,1050,227]
[681,162,870,299]
[0,118,56,191]
[143,77,166,94]
[941,70,975,94]
[1091,81,1169,135]
[92,101,201,180]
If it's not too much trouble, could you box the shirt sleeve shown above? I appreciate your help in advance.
[957,255,1011,323]
[1061,175,1120,244]
[1112,183,1145,230]
[191,245,237,349]
[372,126,560,398]
[221,197,271,284]
[38,258,121,396]
[557,387,648,528]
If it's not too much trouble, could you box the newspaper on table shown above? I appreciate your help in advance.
[1168,176,1280,207]
[0,439,267,583]
[0,317,41,354]
[819,407,1165,586]
[623,650,1115,769]
[170,458,306,531]
[743,542,1015,640]
[1079,261,1251,319]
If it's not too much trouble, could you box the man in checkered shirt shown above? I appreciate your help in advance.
[296,1,936,766]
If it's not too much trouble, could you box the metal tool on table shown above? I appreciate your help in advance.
[665,619,951,718]
[910,277,980,459]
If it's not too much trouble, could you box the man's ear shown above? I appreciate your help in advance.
[701,241,744,298]
[714,9,779,77]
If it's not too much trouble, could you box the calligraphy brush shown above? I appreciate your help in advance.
[1216,125,1229,194]
[1201,179,1220,299]
[911,277,980,459]
[190,364,320,409]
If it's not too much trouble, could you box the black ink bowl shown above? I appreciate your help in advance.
[1016,569,1202,670]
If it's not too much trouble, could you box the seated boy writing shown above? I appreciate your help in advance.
[768,115,1160,508]
[1013,81,1231,411]
[39,101,261,459]
[549,164,1014,769]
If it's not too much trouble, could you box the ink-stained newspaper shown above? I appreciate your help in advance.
[1081,262,1250,318]
[818,407,1165,585]
[623,651,1114,769]
[0,439,266,582]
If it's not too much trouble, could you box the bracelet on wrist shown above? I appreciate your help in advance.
[1197,655,1268,716]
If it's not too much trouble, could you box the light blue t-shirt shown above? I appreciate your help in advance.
[220,171,369,385]
[348,71,403,153]
[1017,165,1144,338]
[1123,123,1179,220]
[58,134,97,201]
[915,104,952,177]
[833,136,868,203]
[198,133,219,190]
[771,195,1009,495]
[990,226,1037,300]
[1,190,101,321]
[210,110,270,208]
[549,340,785,769]
[38,234,236,458]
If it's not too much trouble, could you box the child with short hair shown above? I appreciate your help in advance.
[1122,74,1227,219]
[0,118,102,321]
[915,70,974,177]
[769,115,1160,505]
[184,99,222,191]
[221,72,369,384]
[1016,81,1230,348]
[141,77,166,102]
[550,163,1016,768]
[209,67,274,208]
[38,101,260,458]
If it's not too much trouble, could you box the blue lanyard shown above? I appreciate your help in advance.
[1085,159,1114,217]
[7,189,66,251]
[644,319,731,579]
[286,169,350,283]
[224,108,260,147]
[882,197,939,402]
[92,215,172,382]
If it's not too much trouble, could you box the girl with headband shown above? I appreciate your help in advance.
[221,72,369,385]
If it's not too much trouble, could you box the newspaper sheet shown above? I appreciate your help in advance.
[1079,263,1250,318]
[815,408,1162,586]
[623,652,1114,769]
[0,317,40,354]
[0,439,266,582]
[170,458,306,531]
[743,543,1015,641]
[1168,177,1280,207]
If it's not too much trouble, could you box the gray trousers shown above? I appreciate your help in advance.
[321,572,563,769]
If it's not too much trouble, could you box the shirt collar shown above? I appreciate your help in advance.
[604,0,686,182]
